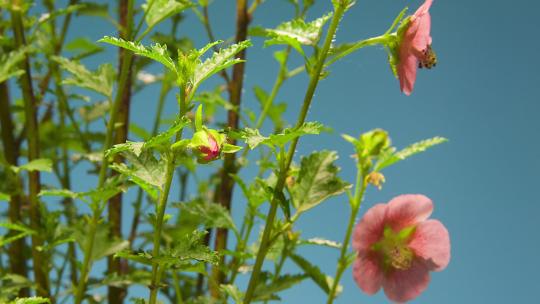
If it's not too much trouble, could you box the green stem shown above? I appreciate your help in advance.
[242,4,347,303]
[326,166,366,304]
[325,34,389,67]
[74,2,135,302]
[10,2,51,298]
[148,88,188,304]
[172,270,184,304]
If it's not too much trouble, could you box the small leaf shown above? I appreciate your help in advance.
[99,36,177,73]
[290,151,351,213]
[142,0,193,33]
[10,297,51,304]
[53,56,114,97]
[0,222,36,247]
[290,253,331,294]
[106,141,144,158]
[192,40,252,92]
[144,117,190,149]
[221,143,242,154]
[195,104,203,131]
[268,121,324,147]
[262,13,332,55]
[374,137,448,171]
[220,284,244,303]
[229,128,268,150]
[0,48,28,83]
[18,158,52,172]
[253,274,306,301]
[38,189,81,200]
[177,200,238,234]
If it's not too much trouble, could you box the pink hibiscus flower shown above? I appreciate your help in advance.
[397,0,437,95]
[198,132,220,162]
[352,194,450,303]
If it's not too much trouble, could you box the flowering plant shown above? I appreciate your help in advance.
[0,0,449,303]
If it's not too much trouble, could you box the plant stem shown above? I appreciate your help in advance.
[242,4,347,303]
[74,1,135,302]
[211,0,250,295]
[10,2,51,298]
[108,0,135,302]
[326,166,366,304]
[0,80,29,297]
[148,88,188,304]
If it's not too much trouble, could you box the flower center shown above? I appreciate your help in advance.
[372,225,416,272]
[418,44,437,69]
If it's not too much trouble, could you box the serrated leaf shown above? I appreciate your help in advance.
[109,151,163,200]
[290,151,350,213]
[253,274,306,301]
[142,0,193,32]
[18,158,52,172]
[75,223,129,261]
[192,40,252,91]
[268,121,324,147]
[38,189,81,200]
[0,48,27,83]
[374,137,448,171]
[177,200,238,234]
[263,13,332,55]
[53,56,114,97]
[144,117,190,149]
[99,36,177,73]
[290,253,331,294]
[106,141,144,158]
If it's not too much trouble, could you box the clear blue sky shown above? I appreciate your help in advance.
[25,0,540,302]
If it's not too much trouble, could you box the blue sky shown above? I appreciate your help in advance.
[12,0,540,303]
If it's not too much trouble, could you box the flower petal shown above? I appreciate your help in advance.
[386,194,433,231]
[353,252,384,295]
[411,11,432,53]
[397,52,418,96]
[382,259,431,303]
[353,203,387,252]
[413,0,433,18]
[408,219,451,271]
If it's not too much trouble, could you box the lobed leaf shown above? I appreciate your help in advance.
[142,0,193,33]
[53,56,114,97]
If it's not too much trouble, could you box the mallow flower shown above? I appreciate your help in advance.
[396,0,437,95]
[188,129,224,163]
[352,194,450,303]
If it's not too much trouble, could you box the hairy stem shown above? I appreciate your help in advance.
[10,2,51,298]
[108,0,135,302]
[0,80,29,297]
[74,1,135,302]
[242,4,347,303]
[211,0,250,295]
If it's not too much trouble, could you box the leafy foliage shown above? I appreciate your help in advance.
[53,56,115,97]
[177,199,238,234]
[374,136,448,171]
[253,274,307,301]
[289,151,351,213]
[0,48,27,83]
[0,222,35,247]
[142,0,193,32]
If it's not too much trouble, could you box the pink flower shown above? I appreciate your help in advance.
[352,194,450,303]
[397,0,437,95]
[196,132,220,163]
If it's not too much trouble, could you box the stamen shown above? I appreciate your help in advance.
[418,44,437,69]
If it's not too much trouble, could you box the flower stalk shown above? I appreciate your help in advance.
[242,3,348,303]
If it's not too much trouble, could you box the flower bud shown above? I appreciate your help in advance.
[188,129,225,164]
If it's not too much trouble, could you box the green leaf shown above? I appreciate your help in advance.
[0,48,27,83]
[178,200,238,234]
[267,122,324,147]
[230,128,268,150]
[221,143,242,154]
[142,0,193,33]
[192,40,252,92]
[144,117,190,149]
[75,223,129,262]
[99,36,177,73]
[65,37,104,59]
[38,189,81,200]
[18,158,52,173]
[290,151,350,213]
[220,284,244,303]
[0,222,36,247]
[0,192,10,202]
[106,141,144,158]
[253,86,287,129]
[290,253,331,294]
[262,13,332,55]
[298,237,341,249]
[10,297,51,304]
[374,137,448,171]
[53,56,114,97]
[253,274,306,301]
